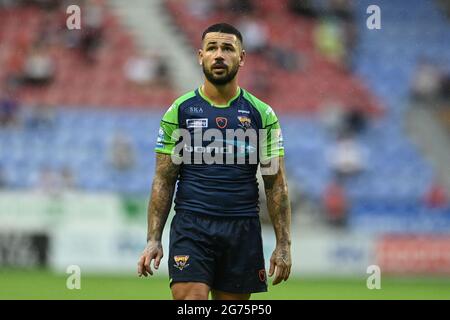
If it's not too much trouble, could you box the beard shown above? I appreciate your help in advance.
[202,62,239,85]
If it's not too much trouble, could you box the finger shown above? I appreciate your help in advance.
[281,267,288,282]
[144,254,153,276]
[284,266,291,281]
[272,265,284,285]
[268,259,275,277]
[142,260,149,277]
[282,269,287,282]
[154,251,163,270]
[137,256,144,276]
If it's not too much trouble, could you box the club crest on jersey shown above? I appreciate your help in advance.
[237,116,252,130]
[216,117,228,129]
[174,255,190,271]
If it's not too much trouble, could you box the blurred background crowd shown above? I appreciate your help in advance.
[0,0,450,275]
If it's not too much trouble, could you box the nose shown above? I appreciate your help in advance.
[213,48,225,60]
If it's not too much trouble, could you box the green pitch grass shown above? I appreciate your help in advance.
[1,269,449,300]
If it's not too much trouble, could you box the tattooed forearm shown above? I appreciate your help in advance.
[262,158,292,246]
[147,154,180,242]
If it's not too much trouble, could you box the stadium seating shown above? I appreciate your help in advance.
[354,0,450,108]
[0,3,176,107]
[1,0,450,233]
[0,111,437,200]
[165,0,382,114]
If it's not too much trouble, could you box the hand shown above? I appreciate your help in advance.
[268,244,291,285]
[137,240,163,277]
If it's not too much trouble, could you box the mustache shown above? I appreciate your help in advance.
[212,62,228,68]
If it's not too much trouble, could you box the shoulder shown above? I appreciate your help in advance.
[242,89,271,111]
[241,89,278,126]
[162,90,197,123]
[172,90,197,108]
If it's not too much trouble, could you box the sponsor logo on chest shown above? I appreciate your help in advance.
[189,106,204,114]
[186,118,208,128]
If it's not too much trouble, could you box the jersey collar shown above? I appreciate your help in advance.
[198,86,241,108]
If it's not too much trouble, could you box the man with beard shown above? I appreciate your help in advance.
[137,23,292,300]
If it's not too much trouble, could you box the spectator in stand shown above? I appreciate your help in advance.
[239,15,300,74]
[319,97,345,135]
[237,16,269,54]
[109,131,135,172]
[22,44,55,86]
[342,107,367,135]
[124,51,170,88]
[328,0,357,66]
[424,180,448,209]
[322,177,348,227]
[311,0,356,70]
[79,0,106,63]
[411,58,442,104]
[314,17,347,67]
[328,132,367,182]
[320,101,368,137]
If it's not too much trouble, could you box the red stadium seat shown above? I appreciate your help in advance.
[0,4,176,109]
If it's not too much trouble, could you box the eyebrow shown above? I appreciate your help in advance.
[205,41,236,47]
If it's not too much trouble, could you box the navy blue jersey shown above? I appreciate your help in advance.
[155,87,284,217]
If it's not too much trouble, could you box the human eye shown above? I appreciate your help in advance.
[224,45,234,52]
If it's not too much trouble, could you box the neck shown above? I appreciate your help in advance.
[201,79,239,106]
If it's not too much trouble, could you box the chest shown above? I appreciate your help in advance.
[179,102,261,132]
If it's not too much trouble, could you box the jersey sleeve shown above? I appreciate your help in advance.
[260,105,285,161]
[155,103,179,155]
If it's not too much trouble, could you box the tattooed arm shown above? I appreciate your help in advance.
[261,157,292,285]
[138,153,180,277]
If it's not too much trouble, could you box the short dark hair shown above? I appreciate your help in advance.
[202,23,243,44]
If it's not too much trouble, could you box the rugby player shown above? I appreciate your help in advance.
[137,23,292,300]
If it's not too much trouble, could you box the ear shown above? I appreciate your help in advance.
[239,49,246,67]
[198,49,203,65]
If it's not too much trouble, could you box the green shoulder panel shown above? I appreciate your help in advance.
[155,90,196,154]
[242,89,285,160]
[242,89,278,127]
[162,90,196,124]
